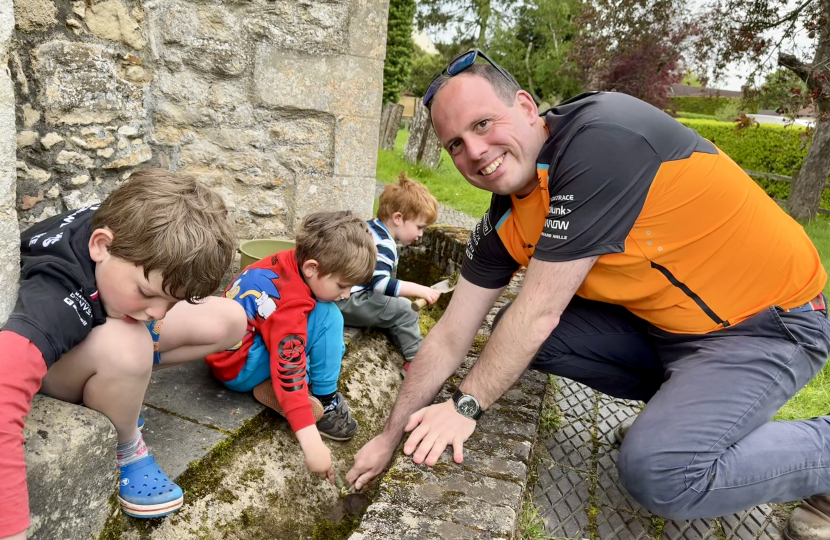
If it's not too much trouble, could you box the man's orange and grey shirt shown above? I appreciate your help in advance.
[462,91,825,334]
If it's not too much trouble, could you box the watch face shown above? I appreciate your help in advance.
[457,395,480,418]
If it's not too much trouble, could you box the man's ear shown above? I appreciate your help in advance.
[515,90,540,122]
[88,228,114,263]
[302,259,319,278]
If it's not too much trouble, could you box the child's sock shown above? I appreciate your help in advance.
[313,391,338,413]
[116,432,148,468]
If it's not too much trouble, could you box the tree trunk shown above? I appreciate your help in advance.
[475,0,491,48]
[786,0,830,221]
[787,114,830,220]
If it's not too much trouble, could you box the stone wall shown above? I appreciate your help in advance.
[12,0,388,239]
[0,0,18,322]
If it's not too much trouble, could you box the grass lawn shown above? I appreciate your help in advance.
[378,129,830,421]
[376,130,490,218]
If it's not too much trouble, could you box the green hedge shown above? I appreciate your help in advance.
[678,118,830,209]
[671,96,734,115]
[670,96,759,115]
[678,119,808,175]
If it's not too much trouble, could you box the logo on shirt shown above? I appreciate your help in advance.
[63,289,92,326]
[59,205,99,229]
[482,213,493,236]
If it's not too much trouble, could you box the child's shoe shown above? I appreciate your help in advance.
[253,378,325,421]
[400,361,412,378]
[118,455,183,518]
[137,410,145,431]
[316,392,359,441]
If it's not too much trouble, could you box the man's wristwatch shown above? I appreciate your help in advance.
[452,389,484,420]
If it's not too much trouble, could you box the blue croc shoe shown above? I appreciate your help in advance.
[118,455,183,518]
[137,410,145,431]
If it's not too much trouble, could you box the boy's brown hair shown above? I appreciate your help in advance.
[92,168,236,302]
[377,173,439,224]
[294,210,376,285]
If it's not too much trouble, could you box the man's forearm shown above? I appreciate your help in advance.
[458,256,598,409]
[381,322,468,441]
[459,302,558,408]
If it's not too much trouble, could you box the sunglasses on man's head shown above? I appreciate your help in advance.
[422,49,517,107]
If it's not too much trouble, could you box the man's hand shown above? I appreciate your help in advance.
[404,399,476,466]
[416,285,441,305]
[346,433,398,490]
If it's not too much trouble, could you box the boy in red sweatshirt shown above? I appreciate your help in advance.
[205,211,376,481]
[0,170,241,540]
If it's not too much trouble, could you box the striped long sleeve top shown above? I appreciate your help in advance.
[352,218,400,296]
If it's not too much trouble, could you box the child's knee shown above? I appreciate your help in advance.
[311,302,344,331]
[93,320,155,376]
[216,298,248,348]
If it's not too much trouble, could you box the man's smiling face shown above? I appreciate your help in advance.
[430,73,543,198]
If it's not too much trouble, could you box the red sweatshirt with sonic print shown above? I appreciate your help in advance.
[205,249,316,432]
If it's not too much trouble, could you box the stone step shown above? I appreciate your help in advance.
[24,396,117,540]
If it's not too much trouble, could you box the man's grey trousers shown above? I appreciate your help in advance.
[495,296,830,520]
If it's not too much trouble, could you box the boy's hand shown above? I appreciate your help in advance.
[418,285,441,305]
[296,425,335,483]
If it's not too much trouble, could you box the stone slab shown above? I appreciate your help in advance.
[535,377,782,540]
[253,48,383,118]
[140,405,227,480]
[143,361,264,432]
[24,396,118,540]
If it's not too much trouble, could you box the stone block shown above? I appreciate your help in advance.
[404,100,442,169]
[292,174,375,228]
[14,0,57,33]
[24,396,118,540]
[149,2,247,77]
[253,48,383,118]
[242,0,350,55]
[85,0,146,50]
[378,102,404,151]
[33,41,147,125]
[348,0,389,60]
[0,0,16,323]
[335,115,380,177]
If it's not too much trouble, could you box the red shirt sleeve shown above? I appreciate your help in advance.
[0,330,48,537]
[260,299,317,433]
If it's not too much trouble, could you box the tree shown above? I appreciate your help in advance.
[693,0,830,221]
[407,47,448,97]
[383,0,417,104]
[756,68,810,112]
[417,0,517,48]
[567,0,694,110]
[488,0,585,106]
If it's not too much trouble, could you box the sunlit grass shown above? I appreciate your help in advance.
[376,130,490,218]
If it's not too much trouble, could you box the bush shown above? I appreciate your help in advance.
[675,111,717,120]
[671,96,758,116]
[678,118,809,176]
[714,100,743,122]
[678,118,830,209]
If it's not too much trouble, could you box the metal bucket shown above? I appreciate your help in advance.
[238,239,296,269]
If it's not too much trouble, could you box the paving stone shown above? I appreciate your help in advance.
[140,405,227,479]
[143,360,264,431]
[536,377,785,540]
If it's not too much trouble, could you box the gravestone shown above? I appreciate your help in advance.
[378,102,404,151]
[403,100,442,170]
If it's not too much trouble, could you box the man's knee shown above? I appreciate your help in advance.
[617,436,700,521]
